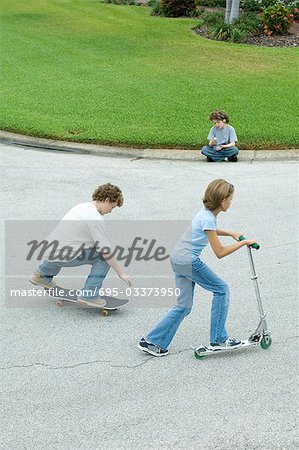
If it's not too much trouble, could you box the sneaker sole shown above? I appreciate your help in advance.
[138,344,168,357]
[77,299,106,308]
[28,278,56,289]
[209,343,242,351]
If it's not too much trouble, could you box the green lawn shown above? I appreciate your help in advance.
[1,0,298,149]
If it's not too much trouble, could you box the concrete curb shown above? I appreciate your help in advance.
[1,130,299,161]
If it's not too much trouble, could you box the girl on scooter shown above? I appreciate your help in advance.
[138,179,257,356]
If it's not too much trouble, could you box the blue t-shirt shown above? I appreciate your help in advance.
[171,207,217,262]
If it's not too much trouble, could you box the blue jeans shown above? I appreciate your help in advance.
[145,257,229,350]
[39,249,110,300]
[201,145,239,161]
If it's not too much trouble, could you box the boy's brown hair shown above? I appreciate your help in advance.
[209,110,229,124]
[203,179,234,211]
[92,183,123,207]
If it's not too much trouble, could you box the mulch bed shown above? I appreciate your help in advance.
[195,25,299,47]
[245,33,299,47]
[194,7,299,48]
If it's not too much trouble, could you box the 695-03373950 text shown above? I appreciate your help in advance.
[9,287,181,298]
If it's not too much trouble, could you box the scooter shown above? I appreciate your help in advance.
[193,236,272,359]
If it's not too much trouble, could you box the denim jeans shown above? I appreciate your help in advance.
[201,145,239,161]
[145,257,229,350]
[39,249,110,300]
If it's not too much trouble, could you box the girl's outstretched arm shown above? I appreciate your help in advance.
[207,230,257,259]
[216,229,242,240]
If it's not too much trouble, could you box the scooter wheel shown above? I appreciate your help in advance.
[260,336,272,349]
[194,351,205,360]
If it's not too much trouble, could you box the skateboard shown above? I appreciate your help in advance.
[44,285,129,316]
[192,337,271,359]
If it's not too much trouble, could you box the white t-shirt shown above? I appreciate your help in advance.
[46,202,110,260]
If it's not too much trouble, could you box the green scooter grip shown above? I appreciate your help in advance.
[239,235,260,250]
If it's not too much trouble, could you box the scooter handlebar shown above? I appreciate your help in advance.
[239,235,260,250]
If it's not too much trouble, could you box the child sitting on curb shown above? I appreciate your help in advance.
[201,110,239,162]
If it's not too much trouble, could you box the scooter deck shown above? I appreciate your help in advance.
[44,286,129,311]
[193,339,259,358]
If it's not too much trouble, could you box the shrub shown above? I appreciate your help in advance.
[241,0,292,11]
[202,10,224,25]
[188,8,205,17]
[149,0,166,15]
[104,0,136,4]
[150,0,202,17]
[161,0,197,17]
[240,0,262,13]
[262,4,294,35]
[288,1,299,22]
[195,0,226,7]
[210,13,262,42]
[212,22,245,42]
[260,0,277,8]
[234,12,263,34]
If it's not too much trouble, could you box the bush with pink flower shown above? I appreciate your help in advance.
[289,2,299,22]
[262,4,295,35]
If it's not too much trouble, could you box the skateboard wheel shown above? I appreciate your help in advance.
[260,335,272,349]
[101,309,109,317]
[194,351,205,360]
[56,300,64,307]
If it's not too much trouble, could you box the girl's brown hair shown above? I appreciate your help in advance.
[203,179,234,211]
[92,183,123,207]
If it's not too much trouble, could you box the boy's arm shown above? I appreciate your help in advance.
[207,230,257,259]
[208,127,216,146]
[101,252,132,286]
[219,141,236,149]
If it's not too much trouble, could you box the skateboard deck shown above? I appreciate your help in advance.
[192,339,259,359]
[44,285,129,316]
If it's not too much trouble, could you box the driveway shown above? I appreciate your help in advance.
[1,143,298,449]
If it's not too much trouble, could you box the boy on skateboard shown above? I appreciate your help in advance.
[29,183,131,308]
[139,179,257,356]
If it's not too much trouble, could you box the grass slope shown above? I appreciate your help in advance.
[1,0,298,148]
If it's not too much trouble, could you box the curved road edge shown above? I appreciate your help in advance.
[1,130,298,162]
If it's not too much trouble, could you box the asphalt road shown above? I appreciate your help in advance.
[1,143,298,450]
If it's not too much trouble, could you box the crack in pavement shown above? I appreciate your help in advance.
[0,349,190,371]
[0,356,158,371]
[276,335,299,345]
[111,348,191,368]
[0,359,112,371]
[1,337,297,371]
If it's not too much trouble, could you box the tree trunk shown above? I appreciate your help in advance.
[229,0,240,23]
[225,0,232,25]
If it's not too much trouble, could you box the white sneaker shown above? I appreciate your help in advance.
[29,272,56,288]
[138,338,169,357]
[209,337,241,350]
